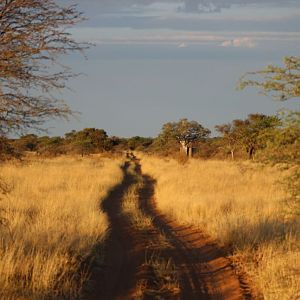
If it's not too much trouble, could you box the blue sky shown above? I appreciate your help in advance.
[48,0,300,137]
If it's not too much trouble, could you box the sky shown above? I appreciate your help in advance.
[48,0,300,137]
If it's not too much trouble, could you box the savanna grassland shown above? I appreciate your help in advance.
[1,0,299,299]
[0,156,124,300]
[140,155,300,300]
[1,153,299,299]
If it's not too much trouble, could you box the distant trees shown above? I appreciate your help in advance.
[38,136,65,156]
[127,136,153,151]
[215,123,239,160]
[64,128,111,156]
[5,128,156,157]
[258,111,300,164]
[216,114,280,159]
[7,128,114,157]
[0,0,86,135]
[0,136,18,160]
[13,134,39,152]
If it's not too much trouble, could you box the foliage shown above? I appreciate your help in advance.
[239,56,300,101]
[37,136,65,156]
[153,118,210,154]
[64,128,111,156]
[0,136,19,160]
[257,111,300,164]
[0,0,87,135]
[13,134,39,152]
[193,139,220,159]
[174,118,211,144]
[215,123,240,159]
[239,55,300,211]
[216,114,280,159]
[127,136,153,150]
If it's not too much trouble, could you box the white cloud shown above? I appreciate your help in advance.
[220,37,256,48]
[177,42,188,48]
[158,11,300,22]
[70,27,300,47]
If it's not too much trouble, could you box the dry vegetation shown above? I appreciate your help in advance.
[140,155,300,300]
[0,156,124,300]
[122,164,180,298]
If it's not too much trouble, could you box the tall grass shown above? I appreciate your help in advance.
[0,156,124,299]
[140,155,300,300]
[122,164,179,298]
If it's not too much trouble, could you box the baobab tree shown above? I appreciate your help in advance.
[157,118,210,156]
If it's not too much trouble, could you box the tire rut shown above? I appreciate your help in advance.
[86,158,252,299]
[135,159,251,300]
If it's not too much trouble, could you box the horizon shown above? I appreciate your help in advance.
[43,0,299,137]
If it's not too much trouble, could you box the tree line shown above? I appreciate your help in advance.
[1,111,298,164]
[0,129,154,158]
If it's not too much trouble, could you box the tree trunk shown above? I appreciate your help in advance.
[248,146,255,160]
[231,149,234,160]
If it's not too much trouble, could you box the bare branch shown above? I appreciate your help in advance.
[0,0,88,135]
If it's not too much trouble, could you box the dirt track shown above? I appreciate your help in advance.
[85,158,252,300]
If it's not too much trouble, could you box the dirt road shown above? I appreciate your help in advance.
[85,159,252,300]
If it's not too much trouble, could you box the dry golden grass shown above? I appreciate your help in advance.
[140,155,300,300]
[122,164,153,231]
[0,156,124,300]
[122,164,179,297]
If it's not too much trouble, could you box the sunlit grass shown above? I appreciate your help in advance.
[122,164,179,298]
[0,156,124,299]
[140,155,300,300]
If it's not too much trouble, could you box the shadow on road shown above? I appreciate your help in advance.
[86,161,142,300]
[83,157,250,300]
[134,158,249,300]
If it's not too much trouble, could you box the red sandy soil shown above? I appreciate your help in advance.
[84,159,255,300]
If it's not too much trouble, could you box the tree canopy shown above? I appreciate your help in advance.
[239,56,300,101]
[158,118,210,146]
[0,0,87,135]
[216,114,280,159]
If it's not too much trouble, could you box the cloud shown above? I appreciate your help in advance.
[71,27,300,46]
[177,42,188,48]
[220,37,256,48]
[71,0,300,16]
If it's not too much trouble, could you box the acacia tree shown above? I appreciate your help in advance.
[216,114,279,160]
[215,123,239,159]
[257,111,300,164]
[0,0,87,136]
[239,56,300,101]
[238,56,300,209]
[238,114,279,159]
[64,128,111,155]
